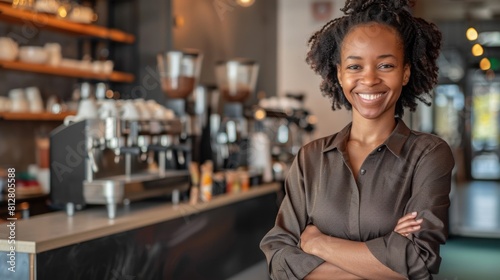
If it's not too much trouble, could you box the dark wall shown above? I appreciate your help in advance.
[109,0,173,103]
[172,0,278,104]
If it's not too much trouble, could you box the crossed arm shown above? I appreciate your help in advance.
[301,213,422,280]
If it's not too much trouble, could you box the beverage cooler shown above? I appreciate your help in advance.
[412,69,500,181]
[467,70,500,180]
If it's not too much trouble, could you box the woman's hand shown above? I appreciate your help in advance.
[300,224,324,255]
[394,212,423,237]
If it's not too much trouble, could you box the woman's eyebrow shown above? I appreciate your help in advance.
[344,54,397,60]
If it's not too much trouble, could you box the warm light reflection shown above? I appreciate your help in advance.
[466,27,479,41]
[472,44,484,56]
[105,90,114,99]
[236,0,255,7]
[174,16,185,28]
[254,109,266,120]
[480,58,491,70]
[307,115,318,125]
[57,6,68,18]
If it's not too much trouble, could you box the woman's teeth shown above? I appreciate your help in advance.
[358,93,383,100]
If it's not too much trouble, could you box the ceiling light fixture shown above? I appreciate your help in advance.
[466,27,478,41]
[472,44,484,56]
[480,58,491,71]
[236,0,255,7]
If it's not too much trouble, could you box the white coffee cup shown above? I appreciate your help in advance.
[0,37,19,61]
[102,60,114,74]
[44,43,62,66]
[9,88,29,112]
[92,61,103,73]
[0,96,12,112]
[25,87,44,113]
[121,100,140,121]
[133,99,151,120]
[95,83,108,99]
[145,100,163,120]
[98,99,118,119]
[64,99,98,125]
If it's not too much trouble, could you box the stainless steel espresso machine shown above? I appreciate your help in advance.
[50,100,190,219]
[157,49,203,166]
[212,59,259,170]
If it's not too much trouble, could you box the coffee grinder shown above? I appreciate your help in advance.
[214,59,259,170]
[157,49,203,168]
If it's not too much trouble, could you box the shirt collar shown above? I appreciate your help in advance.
[322,118,411,157]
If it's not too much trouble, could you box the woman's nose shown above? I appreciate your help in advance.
[360,68,381,86]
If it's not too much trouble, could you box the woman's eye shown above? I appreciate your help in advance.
[347,65,360,70]
[379,64,394,69]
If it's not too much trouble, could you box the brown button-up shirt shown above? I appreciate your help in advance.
[260,119,455,279]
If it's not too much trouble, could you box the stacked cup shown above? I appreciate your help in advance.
[25,87,44,113]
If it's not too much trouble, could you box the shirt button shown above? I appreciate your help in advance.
[377,147,383,152]
[360,169,366,175]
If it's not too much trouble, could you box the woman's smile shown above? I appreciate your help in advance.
[358,93,383,101]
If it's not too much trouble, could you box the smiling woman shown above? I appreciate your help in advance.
[260,0,455,279]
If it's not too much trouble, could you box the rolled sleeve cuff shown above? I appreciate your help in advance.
[271,246,325,280]
[366,232,432,280]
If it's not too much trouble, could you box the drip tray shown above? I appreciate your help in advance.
[83,170,190,218]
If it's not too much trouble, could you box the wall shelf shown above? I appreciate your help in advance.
[0,3,135,44]
[0,111,76,121]
[0,59,134,83]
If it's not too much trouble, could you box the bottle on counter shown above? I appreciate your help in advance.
[239,171,250,192]
[200,161,213,202]
[249,132,273,183]
[189,162,200,205]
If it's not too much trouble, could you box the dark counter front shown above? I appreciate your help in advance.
[0,183,281,280]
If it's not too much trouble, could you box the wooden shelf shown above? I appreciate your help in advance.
[0,59,135,83]
[0,111,76,121]
[0,3,135,44]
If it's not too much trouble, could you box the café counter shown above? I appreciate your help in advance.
[0,182,281,280]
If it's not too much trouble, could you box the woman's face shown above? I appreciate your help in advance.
[337,22,410,120]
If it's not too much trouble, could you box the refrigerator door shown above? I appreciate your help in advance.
[470,73,500,180]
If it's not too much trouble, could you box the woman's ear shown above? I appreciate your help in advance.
[337,64,342,87]
[403,64,411,86]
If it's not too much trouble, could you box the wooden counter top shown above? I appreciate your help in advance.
[0,183,281,254]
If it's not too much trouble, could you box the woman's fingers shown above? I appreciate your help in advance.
[395,221,422,235]
[394,212,423,237]
[394,218,423,232]
[397,211,417,224]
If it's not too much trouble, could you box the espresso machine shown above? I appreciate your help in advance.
[256,94,317,181]
[50,100,190,219]
[157,49,203,166]
[213,59,259,170]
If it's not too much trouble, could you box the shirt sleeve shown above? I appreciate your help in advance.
[260,149,324,280]
[366,140,455,279]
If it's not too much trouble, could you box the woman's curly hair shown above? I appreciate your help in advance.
[306,0,442,117]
